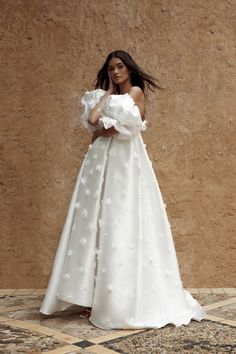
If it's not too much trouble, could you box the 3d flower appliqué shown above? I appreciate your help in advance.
[109,147,117,157]
[149,257,154,265]
[107,284,113,292]
[95,248,102,257]
[87,224,95,233]
[128,294,134,300]
[104,198,112,205]
[139,233,143,240]
[113,218,120,226]
[161,203,166,211]
[80,177,86,185]
[63,273,70,280]
[111,243,118,250]
[95,164,102,172]
[85,188,90,196]
[78,266,84,273]
[67,250,72,256]
[82,209,88,218]
[93,191,99,199]
[80,238,87,246]
[111,174,120,184]
[98,218,104,228]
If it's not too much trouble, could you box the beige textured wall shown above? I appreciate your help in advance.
[1,0,235,288]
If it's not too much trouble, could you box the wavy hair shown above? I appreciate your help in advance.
[94,50,162,95]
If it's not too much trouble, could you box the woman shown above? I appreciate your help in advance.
[40,50,205,329]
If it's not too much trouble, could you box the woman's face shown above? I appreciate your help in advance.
[108,57,131,85]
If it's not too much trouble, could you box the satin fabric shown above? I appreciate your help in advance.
[40,89,205,329]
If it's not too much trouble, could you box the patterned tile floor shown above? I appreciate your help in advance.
[0,288,235,353]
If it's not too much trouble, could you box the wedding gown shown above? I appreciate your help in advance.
[40,88,205,329]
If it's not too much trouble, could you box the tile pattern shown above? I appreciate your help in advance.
[0,288,235,353]
[102,321,236,353]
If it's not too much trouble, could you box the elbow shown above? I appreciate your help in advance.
[88,109,102,126]
[88,114,98,125]
[88,117,97,125]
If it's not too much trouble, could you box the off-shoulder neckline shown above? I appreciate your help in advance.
[116,92,143,119]
[97,88,144,119]
[97,88,134,97]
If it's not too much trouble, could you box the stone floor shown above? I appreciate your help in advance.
[0,288,235,354]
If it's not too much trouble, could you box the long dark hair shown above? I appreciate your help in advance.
[94,50,162,95]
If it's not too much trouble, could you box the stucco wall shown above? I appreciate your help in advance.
[1,0,235,288]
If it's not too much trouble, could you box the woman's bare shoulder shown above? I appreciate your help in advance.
[128,86,145,100]
[128,86,145,119]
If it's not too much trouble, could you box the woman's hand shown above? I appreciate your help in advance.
[92,126,118,143]
[108,70,116,94]
[88,73,114,126]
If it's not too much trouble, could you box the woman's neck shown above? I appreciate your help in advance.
[119,81,132,94]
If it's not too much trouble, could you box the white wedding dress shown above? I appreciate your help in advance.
[40,89,205,329]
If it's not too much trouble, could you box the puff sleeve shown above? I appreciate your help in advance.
[81,89,106,134]
[99,93,147,140]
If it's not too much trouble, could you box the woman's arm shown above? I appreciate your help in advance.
[91,126,118,143]
[88,71,116,126]
[128,86,146,120]
[88,91,111,126]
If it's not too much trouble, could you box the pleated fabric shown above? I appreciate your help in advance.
[40,89,205,329]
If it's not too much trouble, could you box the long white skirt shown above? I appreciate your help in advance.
[40,133,205,329]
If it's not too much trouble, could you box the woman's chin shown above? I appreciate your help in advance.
[113,78,122,84]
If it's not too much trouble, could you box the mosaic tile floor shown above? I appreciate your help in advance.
[0,288,235,353]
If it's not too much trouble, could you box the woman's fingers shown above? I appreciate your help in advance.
[108,71,113,90]
[108,70,116,93]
